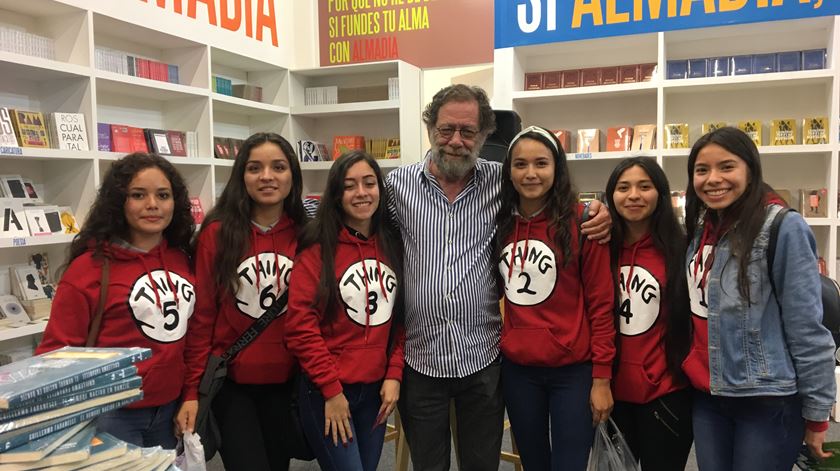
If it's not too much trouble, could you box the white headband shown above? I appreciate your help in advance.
[509,125,560,154]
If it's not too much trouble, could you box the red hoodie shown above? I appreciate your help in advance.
[37,240,198,408]
[613,233,685,404]
[285,227,405,400]
[192,217,298,385]
[498,205,615,378]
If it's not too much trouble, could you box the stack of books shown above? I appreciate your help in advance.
[0,347,158,469]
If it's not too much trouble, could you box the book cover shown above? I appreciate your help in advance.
[145,130,171,156]
[165,131,186,157]
[0,376,141,424]
[39,208,61,234]
[332,136,365,159]
[605,127,633,152]
[12,265,48,301]
[0,109,19,149]
[97,123,111,151]
[0,420,90,466]
[23,210,50,236]
[631,124,656,150]
[15,421,97,468]
[542,71,561,89]
[213,137,231,159]
[1,207,29,239]
[800,188,828,217]
[562,70,580,88]
[576,129,600,153]
[580,68,601,87]
[20,179,39,202]
[10,111,49,149]
[0,347,151,410]
[43,432,127,471]
[738,120,762,147]
[524,72,543,91]
[127,127,148,153]
[0,392,142,452]
[664,123,690,149]
[0,176,26,199]
[0,388,141,434]
[384,138,400,159]
[49,113,88,151]
[16,366,138,410]
[771,119,797,145]
[619,65,639,83]
[57,208,79,235]
[189,197,204,225]
[78,442,139,471]
[550,130,572,152]
[229,138,243,158]
[0,296,28,325]
[702,122,727,135]
[600,66,619,85]
[803,117,828,145]
[109,125,132,153]
[639,63,657,81]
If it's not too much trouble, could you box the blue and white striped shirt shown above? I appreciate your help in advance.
[386,154,503,378]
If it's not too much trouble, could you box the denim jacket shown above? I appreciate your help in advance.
[686,205,836,421]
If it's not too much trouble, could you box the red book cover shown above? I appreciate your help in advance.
[189,196,204,224]
[542,71,561,89]
[524,73,543,91]
[167,131,187,156]
[562,70,581,88]
[601,66,619,85]
[110,125,132,153]
[606,127,634,151]
[581,68,602,87]
[551,129,572,152]
[161,62,169,83]
[332,135,366,159]
[620,65,640,84]
[128,126,149,152]
[138,59,150,79]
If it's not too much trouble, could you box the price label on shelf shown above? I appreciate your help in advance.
[574,153,593,160]
[12,237,27,247]
[0,147,22,155]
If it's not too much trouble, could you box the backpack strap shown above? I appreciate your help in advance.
[579,201,591,263]
[767,207,794,306]
[86,257,110,348]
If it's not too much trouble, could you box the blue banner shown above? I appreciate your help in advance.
[495,0,840,48]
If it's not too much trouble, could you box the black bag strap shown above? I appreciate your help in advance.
[220,290,289,362]
[767,207,793,306]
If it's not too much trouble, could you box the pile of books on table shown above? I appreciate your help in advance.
[0,347,178,470]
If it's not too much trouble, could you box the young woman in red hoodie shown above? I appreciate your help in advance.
[38,152,198,449]
[191,132,308,471]
[285,151,404,471]
[605,157,693,470]
[494,126,615,471]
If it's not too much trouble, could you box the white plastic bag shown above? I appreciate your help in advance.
[174,432,207,471]
[588,418,641,471]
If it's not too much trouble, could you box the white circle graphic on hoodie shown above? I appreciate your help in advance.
[687,245,712,319]
[339,259,397,327]
[235,252,293,319]
[499,240,557,306]
[617,265,660,336]
[129,269,195,343]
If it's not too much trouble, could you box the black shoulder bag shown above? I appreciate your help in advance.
[195,291,292,461]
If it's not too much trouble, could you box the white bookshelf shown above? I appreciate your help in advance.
[494,15,840,280]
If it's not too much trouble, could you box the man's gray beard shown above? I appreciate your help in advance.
[431,145,481,180]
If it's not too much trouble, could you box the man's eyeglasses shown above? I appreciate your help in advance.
[436,126,479,140]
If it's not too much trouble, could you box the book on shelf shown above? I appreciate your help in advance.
[20,179,40,202]
[606,127,633,152]
[18,299,50,321]
[0,295,29,326]
[144,130,172,156]
[232,84,263,102]
[11,265,48,301]
[0,176,26,199]
[47,113,89,152]
[332,136,366,159]
[738,120,762,147]
[803,117,828,145]
[23,210,50,236]
[0,420,90,466]
[230,138,244,158]
[109,125,132,154]
[57,208,79,235]
[664,123,690,149]
[388,77,399,100]
[702,122,727,135]
[9,111,49,149]
[576,129,600,153]
[0,347,151,410]
[185,132,197,158]
[165,131,187,157]
[631,124,656,151]
[0,391,142,452]
[38,207,62,234]
[127,127,148,153]
[800,188,828,217]
[384,138,400,159]
[96,123,111,152]
[213,137,232,159]
[189,197,204,225]
[550,129,572,152]
[29,253,50,290]
[297,140,330,162]
[0,109,19,149]
[771,119,797,145]
[0,207,29,239]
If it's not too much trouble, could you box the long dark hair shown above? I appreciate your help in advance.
[196,132,306,295]
[63,152,193,273]
[494,126,577,270]
[685,126,776,302]
[606,157,690,376]
[298,151,404,327]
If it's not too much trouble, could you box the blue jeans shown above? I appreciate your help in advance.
[96,400,178,449]
[693,391,805,471]
[298,377,385,471]
[502,359,594,471]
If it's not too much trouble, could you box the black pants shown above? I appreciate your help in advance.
[611,388,694,471]
[212,379,292,471]
[398,360,504,471]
